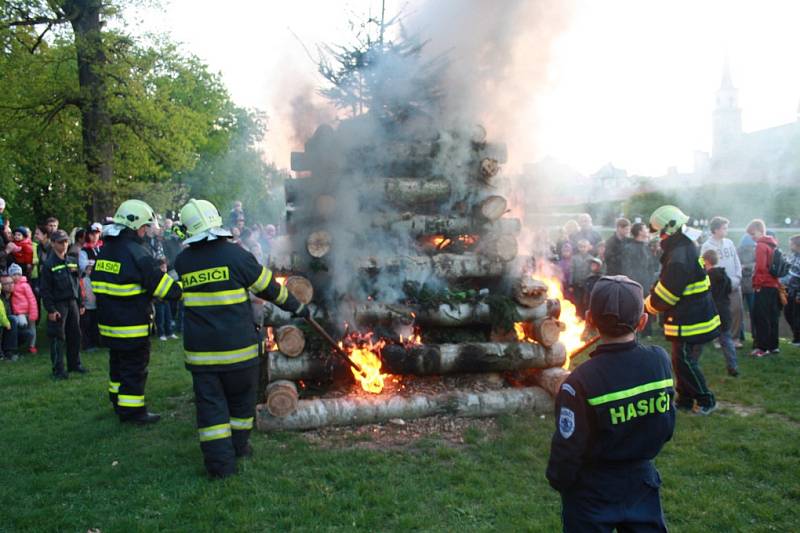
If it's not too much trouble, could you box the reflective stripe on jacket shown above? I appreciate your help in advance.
[645,232,720,343]
[174,239,302,372]
[92,229,182,350]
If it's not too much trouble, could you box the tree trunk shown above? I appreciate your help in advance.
[306,230,332,258]
[382,178,451,206]
[478,234,518,262]
[351,300,559,327]
[257,386,552,431]
[476,196,508,221]
[65,0,113,220]
[266,342,566,381]
[357,253,508,280]
[373,214,520,238]
[285,276,314,304]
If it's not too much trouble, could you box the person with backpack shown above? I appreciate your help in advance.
[747,219,783,356]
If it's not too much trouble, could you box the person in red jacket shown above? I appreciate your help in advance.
[11,227,34,276]
[8,263,38,353]
[747,219,782,356]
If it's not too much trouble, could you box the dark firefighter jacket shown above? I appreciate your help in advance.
[40,252,81,311]
[645,231,720,343]
[174,238,304,373]
[91,229,182,349]
[546,341,675,493]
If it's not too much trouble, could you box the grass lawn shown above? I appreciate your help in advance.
[1,334,798,532]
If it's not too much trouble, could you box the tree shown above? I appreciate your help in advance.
[0,2,238,230]
[0,0,233,221]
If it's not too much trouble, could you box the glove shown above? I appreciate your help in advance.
[292,303,310,319]
[15,314,27,328]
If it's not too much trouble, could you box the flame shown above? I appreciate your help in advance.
[457,234,478,246]
[265,326,278,351]
[275,276,287,286]
[515,276,585,369]
[427,234,477,250]
[339,331,388,394]
[399,326,423,348]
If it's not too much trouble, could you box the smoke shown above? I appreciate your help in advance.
[274,0,577,318]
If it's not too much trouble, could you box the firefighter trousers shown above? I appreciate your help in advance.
[191,365,258,477]
[671,340,715,409]
[108,344,151,419]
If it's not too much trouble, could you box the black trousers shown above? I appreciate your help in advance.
[109,344,151,418]
[753,287,780,351]
[80,309,100,350]
[671,340,714,409]
[561,463,667,533]
[192,365,258,477]
[47,300,82,375]
[784,291,800,342]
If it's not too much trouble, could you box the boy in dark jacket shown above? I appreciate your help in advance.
[703,249,739,376]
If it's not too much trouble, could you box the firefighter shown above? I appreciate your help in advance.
[40,230,86,379]
[174,199,309,479]
[547,275,675,532]
[645,205,720,415]
[93,200,182,424]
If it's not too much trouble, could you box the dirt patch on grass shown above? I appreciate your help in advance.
[718,400,800,428]
[301,415,502,450]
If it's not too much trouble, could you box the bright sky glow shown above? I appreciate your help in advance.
[139,0,800,176]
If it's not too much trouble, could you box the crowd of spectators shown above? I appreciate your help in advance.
[549,213,800,370]
[0,199,280,362]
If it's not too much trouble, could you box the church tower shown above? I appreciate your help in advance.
[712,59,742,160]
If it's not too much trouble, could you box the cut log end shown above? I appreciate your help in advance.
[479,158,501,181]
[285,275,314,304]
[478,195,508,221]
[265,380,299,417]
[276,325,306,358]
[306,230,332,258]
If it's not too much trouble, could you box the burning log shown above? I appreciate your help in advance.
[374,214,521,238]
[514,277,548,308]
[265,380,299,417]
[257,385,552,431]
[352,300,559,327]
[266,342,566,381]
[306,230,332,258]
[532,367,571,398]
[516,317,563,348]
[357,253,507,280]
[275,325,306,358]
[381,342,566,375]
[476,195,508,221]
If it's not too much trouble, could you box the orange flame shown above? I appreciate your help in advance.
[515,276,585,369]
[265,326,278,351]
[275,276,287,286]
[339,332,388,394]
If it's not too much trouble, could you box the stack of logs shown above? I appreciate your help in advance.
[257,122,570,431]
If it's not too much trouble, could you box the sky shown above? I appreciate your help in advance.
[134,0,800,177]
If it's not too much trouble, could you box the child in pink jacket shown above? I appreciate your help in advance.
[8,263,38,353]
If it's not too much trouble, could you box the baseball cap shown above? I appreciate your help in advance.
[588,275,644,335]
[90,222,102,232]
[50,229,70,242]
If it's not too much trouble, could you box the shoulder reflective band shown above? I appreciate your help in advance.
[198,423,232,442]
[153,273,175,299]
[663,315,721,337]
[185,344,259,365]
[275,284,289,305]
[181,266,230,289]
[644,295,658,315]
[95,259,121,274]
[98,323,150,338]
[230,417,254,430]
[51,264,66,272]
[249,266,273,293]
[654,281,679,306]
[587,378,674,406]
[108,381,121,394]
[93,281,147,297]
[182,288,248,307]
[683,276,711,296]
[118,394,145,407]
